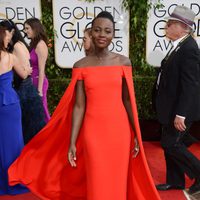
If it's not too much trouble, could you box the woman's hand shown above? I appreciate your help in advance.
[68,144,77,167]
[26,65,32,76]
[38,90,43,97]
[132,137,140,158]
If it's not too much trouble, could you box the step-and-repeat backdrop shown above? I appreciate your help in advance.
[52,0,129,68]
[1,0,199,68]
[0,0,41,39]
[146,0,200,66]
[0,0,129,68]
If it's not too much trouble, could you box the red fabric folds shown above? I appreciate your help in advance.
[8,66,160,200]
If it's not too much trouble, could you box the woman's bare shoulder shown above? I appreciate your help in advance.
[119,54,132,66]
[73,57,87,68]
[36,40,48,51]
[35,40,48,57]
[112,53,132,66]
[14,41,23,48]
[37,40,47,46]
[73,56,93,68]
[13,42,29,55]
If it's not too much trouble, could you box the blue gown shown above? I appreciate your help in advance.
[0,70,28,195]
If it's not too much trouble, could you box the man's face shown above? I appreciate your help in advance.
[165,20,185,41]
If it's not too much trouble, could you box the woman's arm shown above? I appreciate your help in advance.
[35,40,48,96]
[68,80,86,167]
[122,78,135,129]
[122,78,139,157]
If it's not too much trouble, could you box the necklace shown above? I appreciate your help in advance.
[96,55,104,62]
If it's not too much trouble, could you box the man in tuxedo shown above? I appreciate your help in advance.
[155,5,200,194]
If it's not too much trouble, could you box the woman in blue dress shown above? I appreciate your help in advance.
[0,20,46,144]
[0,26,31,194]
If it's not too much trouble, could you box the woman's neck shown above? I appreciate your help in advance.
[94,49,110,59]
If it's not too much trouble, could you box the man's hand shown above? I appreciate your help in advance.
[174,116,186,132]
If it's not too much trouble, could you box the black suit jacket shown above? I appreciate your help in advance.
[155,35,200,124]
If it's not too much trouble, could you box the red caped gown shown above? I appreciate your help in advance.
[8,66,160,200]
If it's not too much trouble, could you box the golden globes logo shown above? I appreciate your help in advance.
[0,7,36,20]
[59,6,124,53]
[152,3,200,52]
[0,6,36,38]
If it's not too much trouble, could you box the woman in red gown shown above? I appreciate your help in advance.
[8,11,161,200]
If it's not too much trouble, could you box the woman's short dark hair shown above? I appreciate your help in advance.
[92,11,115,28]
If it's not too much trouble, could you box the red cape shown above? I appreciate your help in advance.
[9,66,160,200]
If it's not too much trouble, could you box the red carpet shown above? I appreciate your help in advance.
[0,141,199,200]
[144,141,200,200]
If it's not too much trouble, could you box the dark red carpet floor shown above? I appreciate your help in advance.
[144,141,200,200]
[1,141,200,200]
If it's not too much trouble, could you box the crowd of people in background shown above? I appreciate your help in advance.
[0,19,46,144]
[0,5,200,200]
[0,18,50,194]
